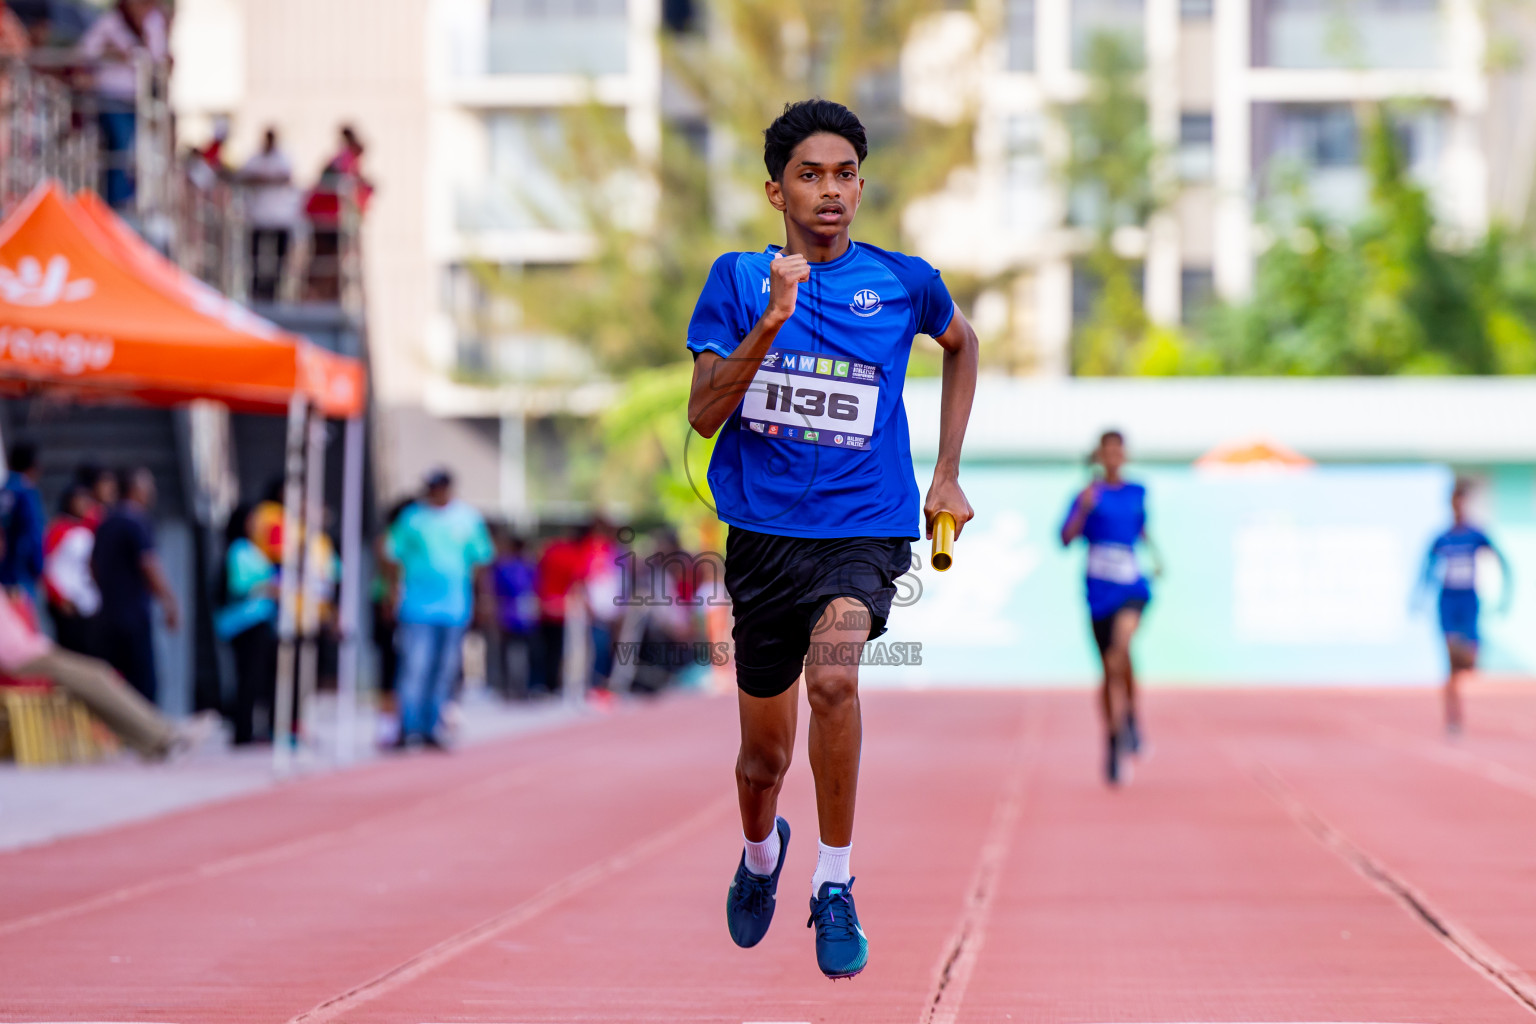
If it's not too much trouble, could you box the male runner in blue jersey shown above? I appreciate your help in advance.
[1418,479,1512,734]
[686,99,978,980]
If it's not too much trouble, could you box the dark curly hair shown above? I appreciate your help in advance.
[763,99,868,181]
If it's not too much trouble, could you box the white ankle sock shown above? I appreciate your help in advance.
[811,840,852,895]
[744,826,781,876]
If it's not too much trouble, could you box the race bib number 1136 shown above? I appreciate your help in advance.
[740,349,880,450]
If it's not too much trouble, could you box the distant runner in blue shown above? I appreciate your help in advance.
[1418,479,1512,735]
[686,99,979,981]
[1060,430,1161,786]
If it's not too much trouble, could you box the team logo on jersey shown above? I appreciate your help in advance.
[850,289,882,317]
[761,352,780,367]
[834,434,845,444]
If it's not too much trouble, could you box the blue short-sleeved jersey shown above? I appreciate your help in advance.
[1061,481,1151,620]
[1427,525,1493,595]
[687,242,954,540]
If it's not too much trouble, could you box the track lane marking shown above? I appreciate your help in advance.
[919,702,1040,1024]
[1342,715,1536,802]
[1236,751,1536,1016]
[0,762,548,939]
[287,795,736,1024]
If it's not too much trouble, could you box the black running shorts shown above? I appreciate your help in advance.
[1091,598,1148,656]
[725,526,913,699]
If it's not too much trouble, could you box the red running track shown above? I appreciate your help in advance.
[5,686,1536,1024]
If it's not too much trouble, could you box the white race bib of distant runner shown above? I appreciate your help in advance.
[1443,553,1476,590]
[739,349,880,450]
[1086,542,1141,584]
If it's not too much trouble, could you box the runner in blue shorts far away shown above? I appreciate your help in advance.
[1060,430,1162,786]
[1418,478,1512,735]
[685,99,978,980]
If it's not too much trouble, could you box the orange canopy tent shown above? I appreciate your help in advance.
[0,183,363,417]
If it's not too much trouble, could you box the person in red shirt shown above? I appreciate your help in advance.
[43,484,101,656]
[534,526,592,695]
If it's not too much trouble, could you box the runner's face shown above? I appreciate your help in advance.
[1100,438,1126,475]
[767,133,862,239]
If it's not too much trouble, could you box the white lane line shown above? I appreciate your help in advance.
[919,705,1040,1024]
[288,795,736,1024]
[0,763,546,939]
[1241,754,1536,1017]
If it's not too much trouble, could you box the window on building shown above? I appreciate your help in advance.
[1260,102,1444,221]
[1180,0,1213,18]
[1006,0,1037,72]
[1178,112,1214,182]
[1254,0,1440,69]
[488,0,629,75]
[1072,0,1144,68]
[457,112,585,234]
[662,0,698,33]
[1273,105,1358,168]
[1005,114,1049,234]
[1180,267,1214,323]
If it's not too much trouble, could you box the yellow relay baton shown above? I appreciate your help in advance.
[931,511,956,572]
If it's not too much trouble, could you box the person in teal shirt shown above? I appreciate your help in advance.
[384,468,493,749]
[216,503,280,745]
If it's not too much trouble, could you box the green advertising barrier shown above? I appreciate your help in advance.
[866,462,1535,688]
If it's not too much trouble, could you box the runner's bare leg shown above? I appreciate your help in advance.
[736,682,799,842]
[805,596,868,847]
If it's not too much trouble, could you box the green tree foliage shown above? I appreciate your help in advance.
[1205,106,1536,375]
[1059,32,1164,375]
[488,0,977,526]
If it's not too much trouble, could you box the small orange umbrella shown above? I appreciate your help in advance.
[1195,437,1315,469]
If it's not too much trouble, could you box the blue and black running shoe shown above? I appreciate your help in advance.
[726,816,790,948]
[808,878,868,979]
[1123,711,1143,756]
[1105,730,1122,786]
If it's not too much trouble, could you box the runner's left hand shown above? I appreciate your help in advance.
[924,475,974,540]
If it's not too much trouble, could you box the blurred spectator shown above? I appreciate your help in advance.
[241,127,300,303]
[624,528,706,695]
[43,483,101,656]
[304,124,373,302]
[0,1,30,56]
[536,525,590,695]
[91,466,178,702]
[384,469,492,749]
[0,579,193,759]
[195,117,228,174]
[487,527,538,699]
[251,477,287,564]
[584,518,623,690]
[371,497,413,743]
[215,502,278,745]
[76,0,169,209]
[0,441,45,601]
[77,461,118,523]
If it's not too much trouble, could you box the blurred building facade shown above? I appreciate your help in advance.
[908,0,1534,374]
[169,0,1536,511]
[172,0,662,516]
